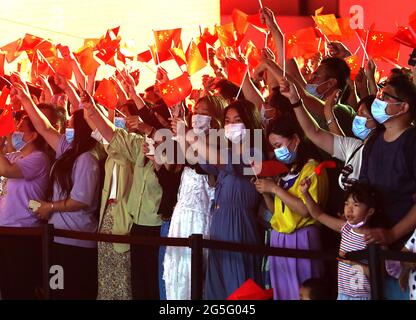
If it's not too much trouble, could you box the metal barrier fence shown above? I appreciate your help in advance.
[0,224,415,300]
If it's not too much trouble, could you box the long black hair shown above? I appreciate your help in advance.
[267,111,323,174]
[49,109,97,199]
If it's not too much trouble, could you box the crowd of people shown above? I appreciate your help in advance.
[0,6,416,301]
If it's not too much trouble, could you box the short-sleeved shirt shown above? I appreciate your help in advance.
[49,136,100,248]
[272,160,329,234]
[333,135,364,190]
[338,223,371,298]
[359,128,416,233]
[0,151,50,227]
[405,230,416,300]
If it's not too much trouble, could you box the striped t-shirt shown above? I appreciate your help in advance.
[338,223,371,298]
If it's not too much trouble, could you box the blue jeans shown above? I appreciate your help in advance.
[337,293,370,300]
[159,220,171,300]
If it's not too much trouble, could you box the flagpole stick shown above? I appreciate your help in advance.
[306,171,317,180]
[381,56,401,69]
[169,50,185,73]
[258,0,264,9]
[282,33,286,78]
[236,69,248,100]
[265,32,268,49]
[361,29,370,68]
[317,37,322,52]
[353,45,361,56]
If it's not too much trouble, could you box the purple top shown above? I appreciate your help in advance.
[49,136,99,248]
[0,151,50,227]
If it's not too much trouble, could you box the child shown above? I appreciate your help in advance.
[300,278,331,300]
[398,230,416,300]
[300,180,381,300]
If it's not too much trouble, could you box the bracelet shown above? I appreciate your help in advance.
[290,99,303,109]
[326,118,335,126]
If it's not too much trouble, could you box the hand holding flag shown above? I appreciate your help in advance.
[306,160,337,180]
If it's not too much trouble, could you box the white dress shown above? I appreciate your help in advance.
[163,166,215,300]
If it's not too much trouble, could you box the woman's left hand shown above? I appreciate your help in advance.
[253,178,277,194]
[35,201,54,221]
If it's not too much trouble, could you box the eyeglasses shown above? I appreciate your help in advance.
[376,90,404,103]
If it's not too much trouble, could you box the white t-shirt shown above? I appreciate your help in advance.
[332,135,364,190]
[405,230,416,300]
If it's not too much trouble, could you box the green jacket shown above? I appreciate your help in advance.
[101,129,162,253]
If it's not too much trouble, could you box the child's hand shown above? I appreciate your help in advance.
[299,178,311,195]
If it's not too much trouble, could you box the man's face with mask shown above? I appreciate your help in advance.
[305,65,336,100]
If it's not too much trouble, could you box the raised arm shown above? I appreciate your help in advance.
[12,82,62,151]
[300,178,344,232]
[277,78,335,155]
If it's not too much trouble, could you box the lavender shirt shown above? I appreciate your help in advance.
[49,136,99,248]
[0,151,50,227]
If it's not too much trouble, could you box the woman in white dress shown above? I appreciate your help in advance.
[163,95,226,300]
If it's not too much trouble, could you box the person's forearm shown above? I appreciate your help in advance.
[242,76,264,110]
[21,97,52,134]
[70,59,87,92]
[269,25,284,68]
[51,198,88,213]
[0,152,15,177]
[324,107,345,136]
[87,104,116,142]
[87,70,97,96]
[293,103,335,155]
[392,204,416,243]
[131,93,146,111]
[272,184,309,217]
[263,193,275,214]
[65,82,81,113]
[302,191,322,220]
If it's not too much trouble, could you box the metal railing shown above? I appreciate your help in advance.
[0,224,415,300]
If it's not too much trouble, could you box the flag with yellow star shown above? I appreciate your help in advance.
[186,41,207,75]
[358,29,400,62]
[393,26,416,49]
[0,39,23,63]
[153,28,182,55]
[94,78,118,110]
[159,72,192,107]
[74,47,101,76]
[31,50,55,82]
[286,27,319,59]
[216,23,236,48]
[345,55,360,80]
[244,41,262,76]
[312,7,342,37]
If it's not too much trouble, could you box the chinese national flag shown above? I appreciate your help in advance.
[186,42,207,75]
[227,59,248,87]
[129,69,140,86]
[216,23,236,47]
[94,78,118,110]
[362,30,400,62]
[27,40,57,62]
[393,26,416,49]
[252,160,289,178]
[201,27,218,46]
[159,72,192,107]
[149,44,173,64]
[75,47,101,75]
[137,50,153,63]
[0,108,16,137]
[286,27,319,59]
[50,57,73,79]
[153,28,182,54]
[345,55,361,80]
[20,34,44,52]
[0,86,10,109]
[227,279,273,300]
[329,18,357,41]
[196,37,208,62]
[247,13,267,31]
[169,47,187,66]
[31,50,55,81]
[313,7,342,37]
[84,38,100,50]
[0,39,23,63]
[0,52,5,77]
[238,23,267,51]
[232,9,250,35]
[244,41,262,76]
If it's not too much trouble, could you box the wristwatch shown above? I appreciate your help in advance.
[290,99,303,109]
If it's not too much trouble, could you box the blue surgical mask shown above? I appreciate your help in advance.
[65,128,75,143]
[274,145,297,164]
[352,115,373,140]
[305,80,329,100]
[114,117,127,131]
[11,131,26,151]
[371,98,401,124]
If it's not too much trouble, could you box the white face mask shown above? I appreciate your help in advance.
[224,123,246,143]
[191,114,211,135]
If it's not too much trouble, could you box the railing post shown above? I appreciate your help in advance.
[41,223,54,300]
[190,234,204,300]
[368,244,384,300]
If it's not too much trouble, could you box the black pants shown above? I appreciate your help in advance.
[130,223,160,300]
[0,235,42,300]
[51,242,98,300]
